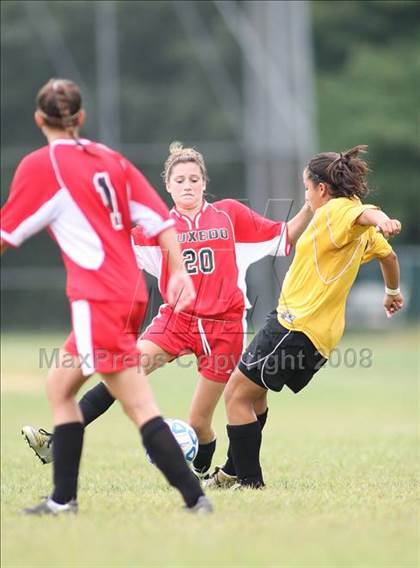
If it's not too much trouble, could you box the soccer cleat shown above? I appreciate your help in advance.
[192,466,211,483]
[21,426,54,464]
[186,495,214,514]
[203,466,237,489]
[22,497,78,516]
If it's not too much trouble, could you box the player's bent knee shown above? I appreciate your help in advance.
[224,381,241,410]
[120,399,157,424]
[224,369,259,410]
[188,419,212,441]
[46,378,76,405]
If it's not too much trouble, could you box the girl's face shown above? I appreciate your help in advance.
[303,169,329,212]
[166,161,205,211]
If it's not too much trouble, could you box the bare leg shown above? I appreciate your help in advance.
[137,339,175,375]
[23,341,179,465]
[46,350,87,425]
[224,368,267,424]
[188,375,225,443]
[101,365,159,427]
[77,339,174,425]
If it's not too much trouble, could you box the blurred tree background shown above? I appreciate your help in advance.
[1,0,419,328]
[313,0,420,243]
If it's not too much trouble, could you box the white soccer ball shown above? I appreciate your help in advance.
[166,418,199,463]
[147,418,199,464]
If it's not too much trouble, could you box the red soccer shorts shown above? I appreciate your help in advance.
[64,300,146,376]
[141,305,245,383]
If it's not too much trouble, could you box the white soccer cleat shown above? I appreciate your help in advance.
[202,466,237,489]
[22,497,78,516]
[21,426,53,464]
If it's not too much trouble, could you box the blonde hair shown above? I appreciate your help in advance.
[163,141,209,184]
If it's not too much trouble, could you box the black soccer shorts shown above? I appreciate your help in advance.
[238,310,327,393]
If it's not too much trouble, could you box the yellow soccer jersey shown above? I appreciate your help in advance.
[277,197,393,357]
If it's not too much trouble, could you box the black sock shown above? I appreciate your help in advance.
[79,382,116,426]
[52,422,84,504]
[141,417,204,508]
[257,407,269,430]
[192,439,216,475]
[226,421,264,486]
[223,408,268,476]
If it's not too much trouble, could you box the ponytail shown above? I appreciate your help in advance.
[307,145,369,199]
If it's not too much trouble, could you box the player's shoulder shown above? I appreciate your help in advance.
[15,145,54,177]
[327,197,363,215]
[86,140,124,163]
[19,145,50,166]
[89,140,118,155]
[210,198,248,215]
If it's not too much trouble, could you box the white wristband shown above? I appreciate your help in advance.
[385,286,400,296]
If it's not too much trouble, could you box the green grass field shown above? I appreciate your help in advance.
[1,328,419,568]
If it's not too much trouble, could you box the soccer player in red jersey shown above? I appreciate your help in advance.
[1,79,213,514]
[21,141,313,486]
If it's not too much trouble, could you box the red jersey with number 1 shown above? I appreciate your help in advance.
[0,139,173,302]
[132,199,291,320]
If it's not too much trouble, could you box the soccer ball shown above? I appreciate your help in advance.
[147,418,199,464]
[166,418,199,463]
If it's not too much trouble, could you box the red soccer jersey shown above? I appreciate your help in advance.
[132,199,291,319]
[1,139,173,302]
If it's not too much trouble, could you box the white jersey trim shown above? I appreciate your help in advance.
[132,243,162,280]
[129,202,174,237]
[71,300,95,376]
[49,143,105,269]
[0,184,105,272]
[0,190,62,247]
[50,190,105,269]
[0,229,18,247]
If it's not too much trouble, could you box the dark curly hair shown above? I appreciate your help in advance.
[306,145,369,199]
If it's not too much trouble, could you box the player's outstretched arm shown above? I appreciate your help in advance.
[356,209,402,239]
[286,202,313,245]
[157,227,195,313]
[378,251,404,318]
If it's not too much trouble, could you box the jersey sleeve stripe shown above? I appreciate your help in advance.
[1,191,63,247]
[132,243,162,279]
[0,229,19,247]
[129,201,175,237]
[278,223,291,256]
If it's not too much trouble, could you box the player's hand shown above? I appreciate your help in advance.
[376,219,402,239]
[167,268,196,313]
[383,292,404,319]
